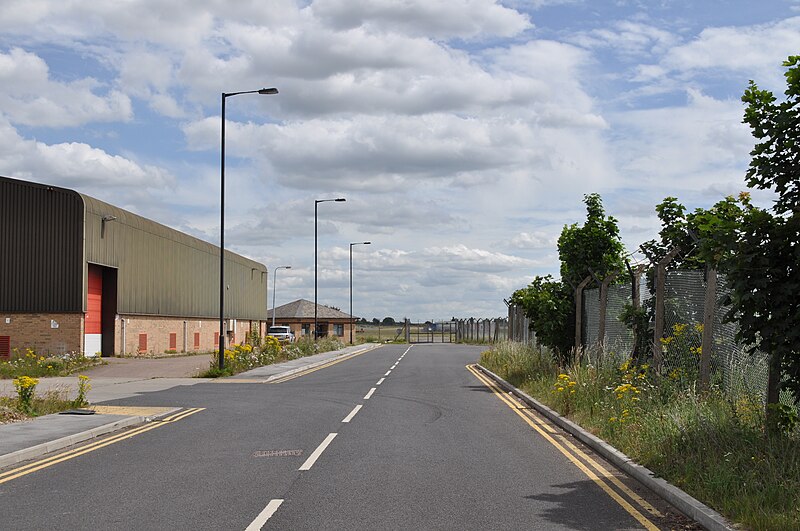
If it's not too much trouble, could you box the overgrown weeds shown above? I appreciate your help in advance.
[0,376,93,424]
[479,341,800,530]
[0,349,102,379]
[198,336,346,378]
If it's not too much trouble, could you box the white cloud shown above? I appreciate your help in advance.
[570,20,679,57]
[312,0,532,39]
[637,16,800,90]
[510,231,556,249]
[0,117,173,191]
[0,48,132,127]
[608,89,752,199]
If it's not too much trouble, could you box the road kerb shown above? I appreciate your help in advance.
[0,407,181,469]
[264,343,382,382]
[474,364,735,531]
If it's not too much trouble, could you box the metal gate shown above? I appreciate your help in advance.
[406,321,457,344]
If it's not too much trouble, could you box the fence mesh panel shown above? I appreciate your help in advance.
[661,270,706,381]
[606,284,634,357]
[578,269,796,405]
[584,290,599,346]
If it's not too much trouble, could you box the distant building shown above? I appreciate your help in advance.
[0,176,268,358]
[267,299,354,340]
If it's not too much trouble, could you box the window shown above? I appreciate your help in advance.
[194,332,200,349]
[169,333,177,350]
[334,324,344,336]
[214,332,219,347]
[0,336,9,358]
[301,324,310,336]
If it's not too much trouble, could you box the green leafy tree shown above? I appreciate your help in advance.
[557,193,625,286]
[639,197,699,269]
[511,194,626,363]
[510,275,574,361]
[732,57,800,430]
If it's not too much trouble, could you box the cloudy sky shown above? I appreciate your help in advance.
[1,1,798,321]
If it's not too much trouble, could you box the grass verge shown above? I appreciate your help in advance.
[0,349,103,379]
[198,336,347,378]
[0,377,91,424]
[479,341,800,531]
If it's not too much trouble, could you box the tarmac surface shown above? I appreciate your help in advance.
[0,344,379,469]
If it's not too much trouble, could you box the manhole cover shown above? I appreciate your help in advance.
[252,449,303,457]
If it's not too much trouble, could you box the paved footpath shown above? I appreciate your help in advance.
[0,344,381,469]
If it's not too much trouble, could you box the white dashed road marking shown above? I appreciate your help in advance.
[299,433,337,471]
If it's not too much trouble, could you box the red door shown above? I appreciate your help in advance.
[86,265,102,334]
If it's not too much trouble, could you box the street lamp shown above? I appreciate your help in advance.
[314,197,346,339]
[219,87,278,371]
[271,266,291,327]
[350,241,371,344]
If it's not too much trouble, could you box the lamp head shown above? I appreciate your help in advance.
[258,88,279,95]
[335,198,346,202]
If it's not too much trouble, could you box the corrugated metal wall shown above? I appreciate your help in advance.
[1,176,266,320]
[82,195,267,319]
[0,177,84,312]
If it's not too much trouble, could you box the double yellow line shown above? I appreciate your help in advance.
[466,365,662,531]
[0,408,204,485]
[269,346,379,384]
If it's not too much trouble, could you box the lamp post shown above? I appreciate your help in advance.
[350,241,371,344]
[271,265,291,327]
[314,198,346,339]
[219,87,278,371]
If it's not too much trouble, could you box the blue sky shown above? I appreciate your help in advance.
[1,0,798,320]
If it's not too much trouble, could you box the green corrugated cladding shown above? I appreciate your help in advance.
[0,176,84,312]
[1,176,267,320]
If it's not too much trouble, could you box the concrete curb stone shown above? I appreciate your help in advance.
[261,343,383,381]
[475,364,736,531]
[0,407,180,469]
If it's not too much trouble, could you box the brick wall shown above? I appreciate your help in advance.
[116,316,265,356]
[0,313,267,358]
[0,313,84,357]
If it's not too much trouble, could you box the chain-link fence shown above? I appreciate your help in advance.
[581,269,789,405]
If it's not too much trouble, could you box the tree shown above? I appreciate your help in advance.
[510,275,574,361]
[382,317,396,326]
[558,193,626,286]
[733,57,800,431]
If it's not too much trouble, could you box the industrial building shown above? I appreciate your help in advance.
[0,176,268,358]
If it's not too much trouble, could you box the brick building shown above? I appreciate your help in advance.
[267,299,354,341]
[0,176,268,358]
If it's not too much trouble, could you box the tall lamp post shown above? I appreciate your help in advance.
[314,198,346,339]
[350,241,371,344]
[219,87,278,371]
[271,265,291,327]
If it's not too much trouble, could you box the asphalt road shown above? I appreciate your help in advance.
[0,344,689,530]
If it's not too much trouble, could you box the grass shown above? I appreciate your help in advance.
[0,349,103,379]
[479,341,800,531]
[0,379,90,424]
[198,336,347,377]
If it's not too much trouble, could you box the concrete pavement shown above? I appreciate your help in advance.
[0,344,382,469]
